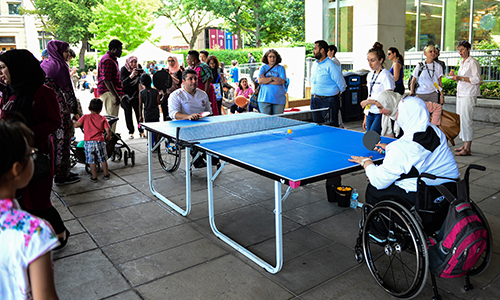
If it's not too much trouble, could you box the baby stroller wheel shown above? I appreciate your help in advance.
[124,150,129,166]
[114,148,122,161]
[131,151,135,166]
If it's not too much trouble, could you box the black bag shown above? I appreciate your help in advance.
[326,176,342,202]
[416,178,455,235]
[408,62,424,94]
[32,152,51,181]
[428,181,488,278]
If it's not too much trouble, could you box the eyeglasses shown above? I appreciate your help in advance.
[23,148,38,161]
[387,52,392,55]
[167,60,175,62]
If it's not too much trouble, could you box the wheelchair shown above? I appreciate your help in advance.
[354,164,492,300]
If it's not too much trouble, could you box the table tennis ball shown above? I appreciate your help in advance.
[287,129,292,134]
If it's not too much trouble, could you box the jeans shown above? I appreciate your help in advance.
[310,94,340,126]
[366,112,382,134]
[258,102,285,115]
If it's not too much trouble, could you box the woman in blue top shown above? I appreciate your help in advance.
[257,49,287,115]
[388,47,404,95]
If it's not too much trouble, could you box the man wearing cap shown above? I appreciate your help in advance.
[310,40,346,127]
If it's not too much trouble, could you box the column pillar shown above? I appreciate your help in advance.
[352,0,405,71]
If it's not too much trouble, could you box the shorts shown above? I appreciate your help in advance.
[84,140,108,164]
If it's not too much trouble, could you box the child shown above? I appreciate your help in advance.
[0,120,60,299]
[139,73,163,124]
[73,98,111,183]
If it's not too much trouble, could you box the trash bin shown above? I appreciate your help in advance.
[341,71,369,122]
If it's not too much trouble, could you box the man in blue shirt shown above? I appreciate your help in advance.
[310,40,346,126]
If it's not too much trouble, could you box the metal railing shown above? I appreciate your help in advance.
[404,49,500,82]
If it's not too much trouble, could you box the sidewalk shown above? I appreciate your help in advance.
[52,95,500,299]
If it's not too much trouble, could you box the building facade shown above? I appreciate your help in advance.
[306,0,500,70]
[0,0,48,56]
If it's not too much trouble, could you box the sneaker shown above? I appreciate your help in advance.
[140,133,146,138]
[129,134,134,139]
[55,176,80,186]
[103,174,110,180]
[90,177,98,183]
[69,172,80,178]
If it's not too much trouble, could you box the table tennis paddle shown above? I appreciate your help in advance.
[363,130,385,154]
[234,95,249,108]
[199,111,210,118]
[152,69,172,92]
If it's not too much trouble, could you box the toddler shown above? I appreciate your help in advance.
[74,98,111,182]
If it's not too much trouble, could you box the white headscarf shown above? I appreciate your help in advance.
[376,90,401,136]
[397,96,430,141]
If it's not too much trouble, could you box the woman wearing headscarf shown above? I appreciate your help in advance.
[160,55,184,121]
[41,40,82,186]
[0,49,70,250]
[349,96,459,207]
[120,56,144,139]
[374,90,401,138]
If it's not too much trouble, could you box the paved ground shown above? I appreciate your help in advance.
[50,89,500,299]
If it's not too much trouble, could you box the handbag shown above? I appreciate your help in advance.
[438,109,460,146]
[32,152,51,181]
[212,74,223,101]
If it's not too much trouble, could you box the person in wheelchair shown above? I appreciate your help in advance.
[349,96,459,238]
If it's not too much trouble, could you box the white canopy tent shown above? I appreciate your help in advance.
[117,40,184,69]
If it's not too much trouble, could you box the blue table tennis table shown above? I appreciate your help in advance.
[141,113,391,273]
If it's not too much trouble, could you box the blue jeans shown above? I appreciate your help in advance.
[258,102,285,115]
[310,95,340,126]
[366,112,382,134]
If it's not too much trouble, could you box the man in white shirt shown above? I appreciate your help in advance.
[168,69,212,120]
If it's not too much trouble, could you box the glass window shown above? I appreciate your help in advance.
[327,0,353,52]
[8,3,21,15]
[472,0,500,49]
[443,0,471,51]
[405,0,418,51]
[419,0,443,50]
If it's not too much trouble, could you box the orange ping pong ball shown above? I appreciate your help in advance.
[287,129,292,134]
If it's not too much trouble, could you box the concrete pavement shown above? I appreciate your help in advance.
[50,89,500,299]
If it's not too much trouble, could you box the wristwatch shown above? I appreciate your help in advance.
[271,77,274,82]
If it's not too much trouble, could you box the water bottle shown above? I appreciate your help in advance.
[350,189,359,209]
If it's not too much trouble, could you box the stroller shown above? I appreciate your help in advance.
[70,116,135,174]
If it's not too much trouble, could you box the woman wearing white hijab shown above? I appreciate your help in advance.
[375,90,401,138]
[349,96,459,206]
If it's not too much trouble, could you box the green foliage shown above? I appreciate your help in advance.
[25,0,99,45]
[175,48,264,66]
[69,55,97,72]
[480,81,500,98]
[475,40,500,66]
[198,0,305,47]
[89,0,155,54]
[441,77,457,96]
[157,0,215,49]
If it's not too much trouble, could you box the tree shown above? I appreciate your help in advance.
[22,0,100,69]
[88,0,157,54]
[157,0,216,49]
[199,0,305,47]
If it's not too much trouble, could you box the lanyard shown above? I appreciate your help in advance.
[425,62,435,79]
[369,69,382,97]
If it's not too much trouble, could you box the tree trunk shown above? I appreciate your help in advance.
[255,25,261,48]
[237,29,242,49]
[190,34,197,49]
[79,40,88,70]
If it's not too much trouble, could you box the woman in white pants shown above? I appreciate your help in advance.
[449,41,481,156]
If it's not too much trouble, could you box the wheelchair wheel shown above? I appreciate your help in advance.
[362,200,428,299]
[466,200,492,277]
[158,138,181,172]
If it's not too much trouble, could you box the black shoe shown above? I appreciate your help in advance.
[53,229,70,251]
[103,174,110,180]
[90,177,98,183]
[69,172,80,178]
[55,176,80,186]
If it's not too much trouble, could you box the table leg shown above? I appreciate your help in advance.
[206,154,284,273]
[147,130,191,216]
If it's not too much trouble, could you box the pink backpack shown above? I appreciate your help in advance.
[429,183,488,278]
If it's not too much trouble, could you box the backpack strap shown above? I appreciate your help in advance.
[434,184,458,204]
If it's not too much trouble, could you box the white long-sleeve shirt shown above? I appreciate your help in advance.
[457,56,481,97]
